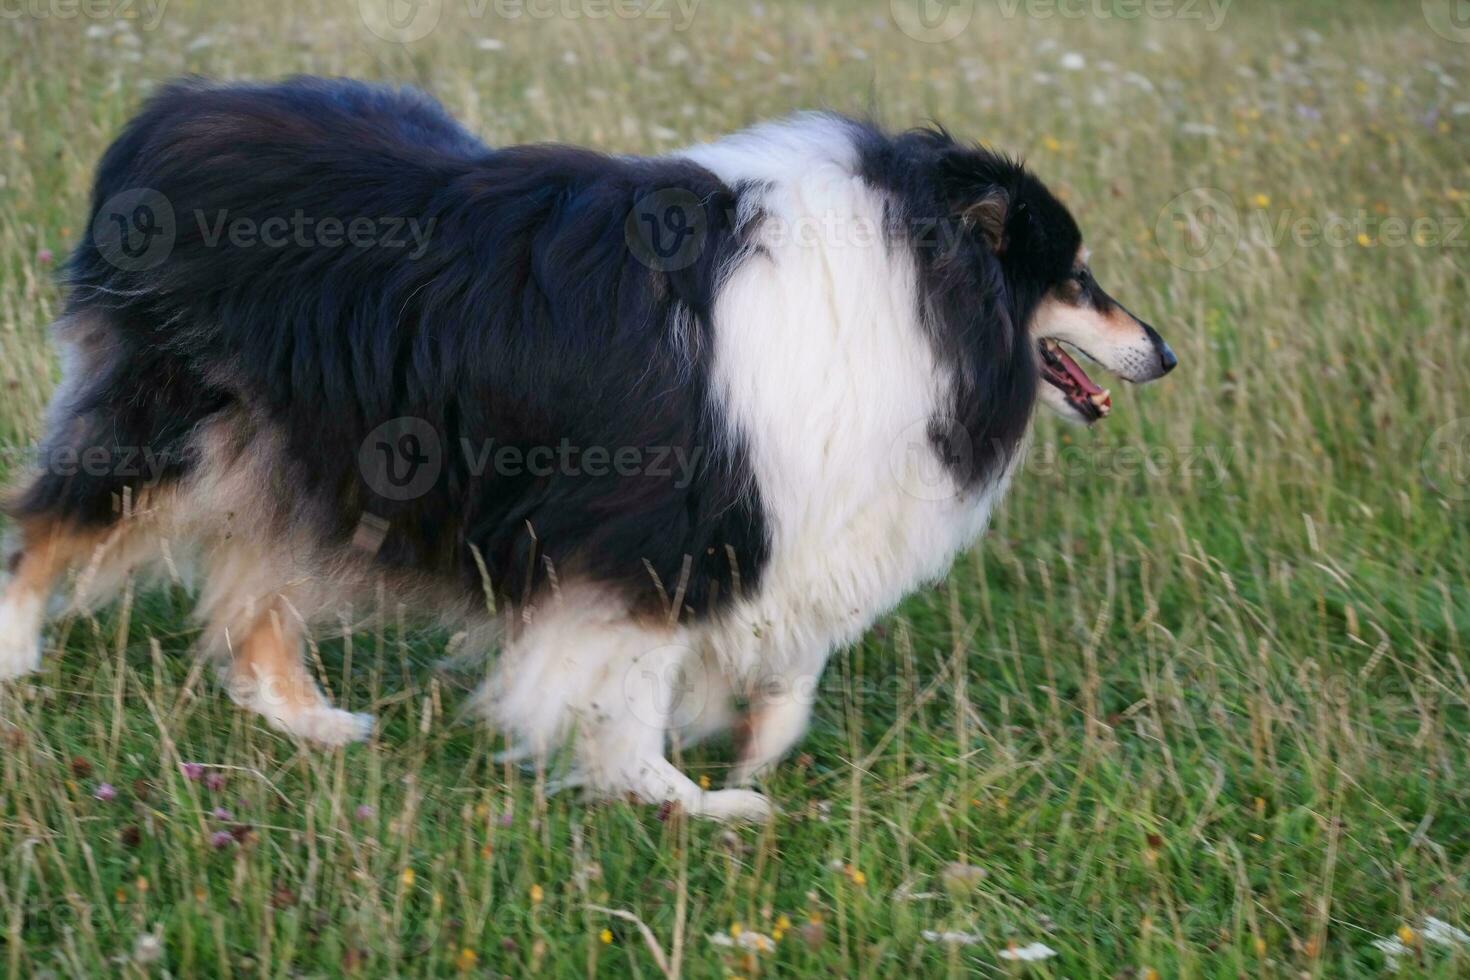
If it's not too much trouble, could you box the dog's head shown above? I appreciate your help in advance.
[943,148,1177,424]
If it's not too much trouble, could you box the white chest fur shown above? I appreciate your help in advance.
[683,117,1023,681]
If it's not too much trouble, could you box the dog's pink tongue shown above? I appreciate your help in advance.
[1053,346,1103,396]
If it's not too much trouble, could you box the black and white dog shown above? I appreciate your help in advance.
[0,78,1175,819]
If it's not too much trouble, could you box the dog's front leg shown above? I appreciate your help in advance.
[479,599,774,822]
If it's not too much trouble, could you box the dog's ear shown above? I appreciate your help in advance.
[960,188,1009,254]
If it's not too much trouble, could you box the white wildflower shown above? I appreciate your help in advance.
[133,930,164,964]
[708,929,776,954]
[921,929,983,945]
[999,942,1058,962]
[1373,935,1409,971]
[1423,917,1470,948]
[1059,52,1085,71]
[477,38,504,51]
[1373,917,1469,971]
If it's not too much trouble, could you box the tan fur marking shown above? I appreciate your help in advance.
[230,603,325,716]
[3,519,111,602]
[1102,303,1146,338]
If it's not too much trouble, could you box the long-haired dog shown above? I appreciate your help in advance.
[0,77,1174,820]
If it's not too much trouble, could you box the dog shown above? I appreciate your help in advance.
[0,77,1175,820]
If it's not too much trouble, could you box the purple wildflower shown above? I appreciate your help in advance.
[180,762,205,781]
[93,783,117,802]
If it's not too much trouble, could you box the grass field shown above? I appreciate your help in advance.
[2,0,1469,975]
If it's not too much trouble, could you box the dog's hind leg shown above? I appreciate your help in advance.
[0,518,111,680]
[198,544,372,747]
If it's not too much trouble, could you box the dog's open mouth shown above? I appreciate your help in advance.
[1039,338,1111,422]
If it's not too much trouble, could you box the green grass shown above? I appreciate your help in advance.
[2,0,1469,975]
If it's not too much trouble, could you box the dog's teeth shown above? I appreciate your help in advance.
[1043,338,1060,351]
[1090,390,1111,410]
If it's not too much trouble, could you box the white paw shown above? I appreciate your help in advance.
[266,706,375,747]
[697,788,776,823]
[0,632,41,681]
[0,597,44,681]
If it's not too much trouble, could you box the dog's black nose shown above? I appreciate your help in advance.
[1158,340,1178,375]
[1142,323,1178,376]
